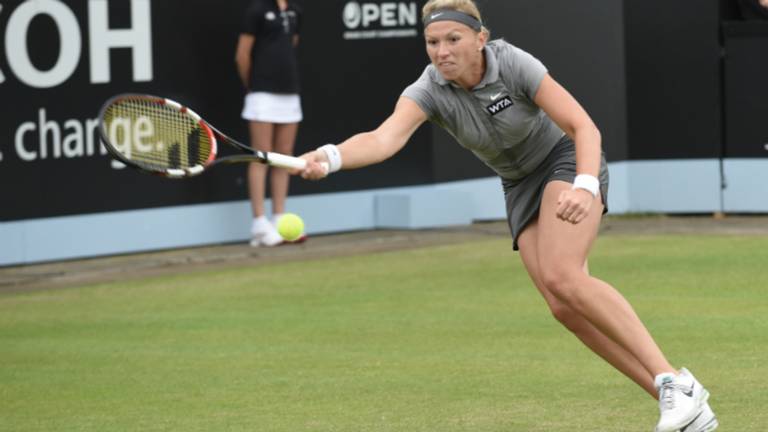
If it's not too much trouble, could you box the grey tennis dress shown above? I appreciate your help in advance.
[402,39,609,250]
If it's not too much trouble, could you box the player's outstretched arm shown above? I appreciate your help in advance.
[299,97,427,180]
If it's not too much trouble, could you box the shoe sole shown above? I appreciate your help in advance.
[681,412,718,432]
[682,419,718,432]
[698,418,719,432]
[250,230,286,247]
[655,389,710,432]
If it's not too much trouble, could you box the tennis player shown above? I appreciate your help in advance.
[236,0,304,247]
[299,1,717,430]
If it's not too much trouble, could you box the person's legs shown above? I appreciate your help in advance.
[517,222,657,398]
[269,122,299,216]
[247,121,283,247]
[531,180,712,431]
[247,121,275,217]
[534,180,675,377]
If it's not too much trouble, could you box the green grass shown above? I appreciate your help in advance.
[1,234,767,431]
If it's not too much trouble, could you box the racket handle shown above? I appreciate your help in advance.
[266,152,330,175]
[266,152,307,170]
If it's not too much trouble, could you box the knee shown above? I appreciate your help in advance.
[540,266,584,307]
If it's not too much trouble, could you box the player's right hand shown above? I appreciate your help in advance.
[296,150,330,180]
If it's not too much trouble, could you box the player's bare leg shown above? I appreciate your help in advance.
[518,223,657,397]
[534,180,674,376]
[530,180,714,431]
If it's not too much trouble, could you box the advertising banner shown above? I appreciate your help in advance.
[0,0,432,222]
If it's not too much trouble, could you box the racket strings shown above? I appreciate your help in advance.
[102,98,214,171]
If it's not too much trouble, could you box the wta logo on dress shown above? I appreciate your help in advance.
[486,96,514,116]
[342,1,419,40]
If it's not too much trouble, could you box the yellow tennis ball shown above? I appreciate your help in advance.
[276,213,305,241]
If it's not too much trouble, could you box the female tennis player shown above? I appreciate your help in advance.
[299,1,717,431]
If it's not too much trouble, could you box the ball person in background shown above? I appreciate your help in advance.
[235,0,304,247]
[298,1,718,431]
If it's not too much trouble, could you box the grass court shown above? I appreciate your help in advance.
[1,233,767,431]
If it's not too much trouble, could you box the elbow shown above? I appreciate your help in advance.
[369,134,394,164]
[583,124,602,150]
[371,132,406,163]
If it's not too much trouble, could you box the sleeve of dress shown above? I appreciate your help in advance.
[400,67,437,120]
[507,44,549,100]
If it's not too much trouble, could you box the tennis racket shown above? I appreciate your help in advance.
[98,93,315,178]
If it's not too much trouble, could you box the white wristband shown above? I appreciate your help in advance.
[572,174,600,197]
[317,144,342,173]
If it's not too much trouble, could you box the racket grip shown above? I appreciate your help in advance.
[267,152,307,170]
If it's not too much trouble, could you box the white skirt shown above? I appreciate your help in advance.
[241,92,303,123]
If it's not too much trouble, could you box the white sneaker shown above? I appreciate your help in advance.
[250,216,283,247]
[681,401,718,432]
[654,368,710,432]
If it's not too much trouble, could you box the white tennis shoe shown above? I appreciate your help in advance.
[654,368,711,432]
[250,216,283,247]
[681,401,719,432]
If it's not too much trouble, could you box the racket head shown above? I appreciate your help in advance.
[98,94,217,178]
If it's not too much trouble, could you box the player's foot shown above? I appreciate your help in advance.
[250,216,283,247]
[654,368,710,432]
[681,401,718,432]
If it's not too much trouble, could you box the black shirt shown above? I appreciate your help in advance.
[242,0,302,93]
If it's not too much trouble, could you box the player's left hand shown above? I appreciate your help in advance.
[556,188,594,224]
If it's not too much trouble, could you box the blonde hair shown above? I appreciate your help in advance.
[422,0,490,36]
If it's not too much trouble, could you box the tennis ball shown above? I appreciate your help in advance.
[276,213,305,241]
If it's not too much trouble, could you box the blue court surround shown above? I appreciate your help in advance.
[2,158,766,266]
